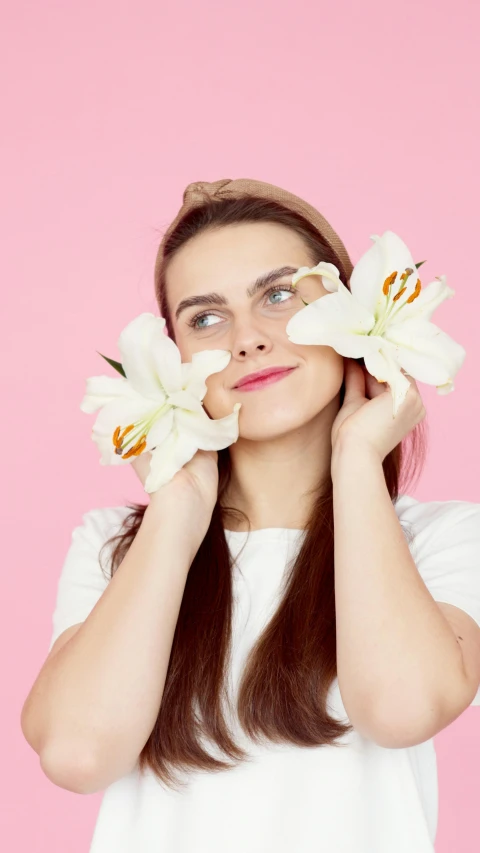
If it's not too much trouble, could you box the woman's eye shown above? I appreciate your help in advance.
[267,286,295,304]
[188,284,295,330]
[192,313,222,329]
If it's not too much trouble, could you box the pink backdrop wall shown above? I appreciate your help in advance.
[4,0,479,850]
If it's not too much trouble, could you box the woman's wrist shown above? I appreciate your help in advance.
[143,486,210,556]
[331,431,383,478]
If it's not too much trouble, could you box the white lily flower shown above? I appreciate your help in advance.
[286,231,466,417]
[80,312,241,493]
[291,260,344,294]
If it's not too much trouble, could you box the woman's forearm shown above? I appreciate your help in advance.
[23,493,202,793]
[331,434,466,744]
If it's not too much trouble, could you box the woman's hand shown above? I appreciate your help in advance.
[130,448,220,520]
[331,358,426,463]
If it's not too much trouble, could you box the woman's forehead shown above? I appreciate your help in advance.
[165,222,312,292]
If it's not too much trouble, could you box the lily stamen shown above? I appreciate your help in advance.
[113,423,135,449]
[121,435,148,458]
[113,406,167,456]
[381,272,422,326]
[392,287,407,303]
[406,278,422,303]
[382,271,397,295]
[400,267,414,283]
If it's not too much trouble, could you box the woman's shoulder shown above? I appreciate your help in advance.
[394,492,480,560]
[72,503,138,546]
[394,492,480,531]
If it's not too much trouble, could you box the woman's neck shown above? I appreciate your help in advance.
[222,417,334,531]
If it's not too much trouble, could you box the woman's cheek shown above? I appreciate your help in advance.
[202,380,227,420]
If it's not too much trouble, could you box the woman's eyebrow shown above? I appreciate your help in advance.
[174,265,300,321]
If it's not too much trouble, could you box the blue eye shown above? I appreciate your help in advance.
[187,284,296,330]
[268,287,292,303]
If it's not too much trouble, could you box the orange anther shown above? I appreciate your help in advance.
[406,278,421,303]
[113,423,135,449]
[112,426,121,448]
[122,435,147,459]
[119,424,135,441]
[393,286,407,302]
[383,271,397,295]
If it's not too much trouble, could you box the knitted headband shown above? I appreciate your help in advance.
[153,178,354,283]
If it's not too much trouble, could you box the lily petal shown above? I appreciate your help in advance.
[286,283,377,356]
[117,313,170,399]
[389,274,455,323]
[350,231,417,315]
[145,407,175,449]
[145,429,199,492]
[436,380,455,395]
[363,343,412,417]
[182,349,232,400]
[190,348,232,373]
[174,403,241,451]
[292,261,343,293]
[166,389,205,413]
[80,375,149,414]
[385,318,466,388]
[149,324,184,395]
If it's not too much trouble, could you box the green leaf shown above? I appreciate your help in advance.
[96,351,126,378]
[414,260,427,269]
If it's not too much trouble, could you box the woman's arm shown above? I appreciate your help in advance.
[21,491,204,794]
[331,433,474,748]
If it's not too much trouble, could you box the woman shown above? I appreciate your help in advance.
[22,178,480,852]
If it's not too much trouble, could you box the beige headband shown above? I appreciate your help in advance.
[154,178,353,283]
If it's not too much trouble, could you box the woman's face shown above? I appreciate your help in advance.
[164,221,345,441]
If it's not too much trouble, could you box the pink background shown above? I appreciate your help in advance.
[4,0,479,850]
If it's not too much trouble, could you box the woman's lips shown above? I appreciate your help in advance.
[234,367,296,391]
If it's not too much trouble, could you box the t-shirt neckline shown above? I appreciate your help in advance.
[223,527,306,542]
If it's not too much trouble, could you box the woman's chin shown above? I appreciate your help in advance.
[236,413,312,443]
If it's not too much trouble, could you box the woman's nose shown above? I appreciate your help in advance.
[231,327,273,359]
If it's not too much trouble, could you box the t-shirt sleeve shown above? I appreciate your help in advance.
[47,505,131,653]
[397,496,480,706]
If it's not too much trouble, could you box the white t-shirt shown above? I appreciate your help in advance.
[47,493,480,853]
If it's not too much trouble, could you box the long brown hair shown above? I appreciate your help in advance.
[100,196,428,792]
